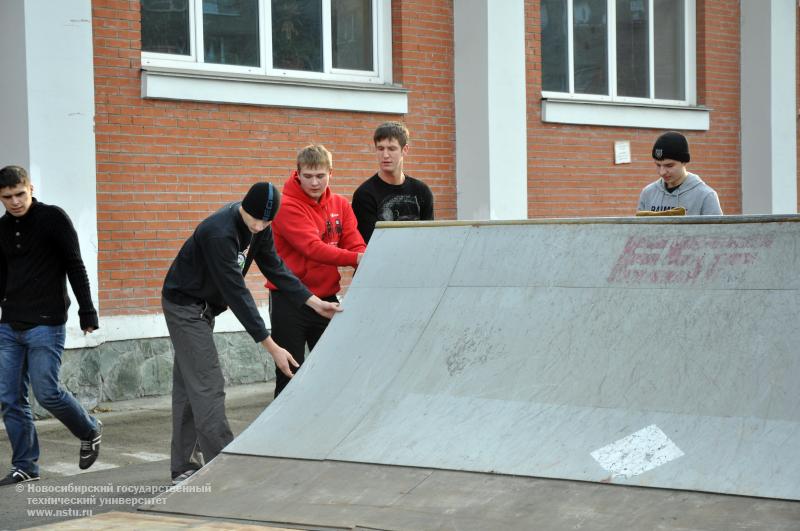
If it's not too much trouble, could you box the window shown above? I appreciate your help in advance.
[141,0,386,84]
[540,0,693,105]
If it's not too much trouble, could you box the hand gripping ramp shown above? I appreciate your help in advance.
[148,217,800,528]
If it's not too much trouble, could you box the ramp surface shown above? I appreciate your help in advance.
[229,217,800,500]
[148,216,800,529]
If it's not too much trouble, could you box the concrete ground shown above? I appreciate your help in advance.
[0,382,274,530]
[0,381,798,530]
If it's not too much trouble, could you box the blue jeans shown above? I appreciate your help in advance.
[0,324,97,475]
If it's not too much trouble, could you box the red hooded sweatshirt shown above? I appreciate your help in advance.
[268,171,366,297]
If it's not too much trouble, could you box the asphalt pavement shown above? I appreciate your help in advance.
[0,382,274,530]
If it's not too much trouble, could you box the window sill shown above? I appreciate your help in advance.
[141,67,408,114]
[541,99,710,130]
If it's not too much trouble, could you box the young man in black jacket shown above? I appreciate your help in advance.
[162,182,341,484]
[0,165,102,486]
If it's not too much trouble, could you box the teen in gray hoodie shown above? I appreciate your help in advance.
[637,131,722,215]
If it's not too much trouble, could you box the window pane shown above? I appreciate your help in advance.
[573,0,608,95]
[272,0,323,72]
[203,0,260,66]
[541,0,569,92]
[654,0,685,100]
[616,0,649,97]
[332,0,373,71]
[141,0,190,55]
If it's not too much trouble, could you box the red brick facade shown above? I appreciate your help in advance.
[93,0,758,317]
[92,0,456,316]
[526,0,741,218]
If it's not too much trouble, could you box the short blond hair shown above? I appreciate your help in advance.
[296,144,332,172]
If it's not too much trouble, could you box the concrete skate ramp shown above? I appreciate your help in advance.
[144,217,800,529]
[213,215,800,501]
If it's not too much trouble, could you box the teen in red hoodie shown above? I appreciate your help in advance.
[267,144,366,396]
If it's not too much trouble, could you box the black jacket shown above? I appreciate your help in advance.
[162,202,310,343]
[0,199,98,330]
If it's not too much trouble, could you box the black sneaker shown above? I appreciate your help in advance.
[0,468,39,486]
[79,419,102,470]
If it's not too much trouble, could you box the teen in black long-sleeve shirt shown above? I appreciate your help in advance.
[161,182,341,484]
[0,165,102,486]
[162,201,310,342]
[0,199,98,329]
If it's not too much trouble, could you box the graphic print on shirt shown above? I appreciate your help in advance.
[377,194,421,222]
[323,213,343,246]
[650,205,679,212]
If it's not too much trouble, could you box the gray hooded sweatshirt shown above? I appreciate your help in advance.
[637,172,722,215]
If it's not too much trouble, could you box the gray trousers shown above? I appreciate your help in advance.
[162,296,233,478]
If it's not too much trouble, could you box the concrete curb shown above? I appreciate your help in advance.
[0,381,275,433]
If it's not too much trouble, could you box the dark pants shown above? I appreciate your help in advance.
[162,296,233,479]
[269,291,336,397]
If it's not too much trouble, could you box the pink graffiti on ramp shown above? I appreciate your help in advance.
[607,234,775,284]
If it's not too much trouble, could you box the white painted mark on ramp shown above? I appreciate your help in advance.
[43,461,118,475]
[122,451,169,462]
[591,424,684,479]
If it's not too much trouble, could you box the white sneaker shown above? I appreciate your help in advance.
[171,469,196,486]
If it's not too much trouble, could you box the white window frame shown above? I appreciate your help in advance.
[541,0,709,130]
[140,0,406,113]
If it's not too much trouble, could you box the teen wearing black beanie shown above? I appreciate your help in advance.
[161,182,341,485]
[637,131,722,215]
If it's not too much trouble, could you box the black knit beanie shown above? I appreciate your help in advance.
[652,131,690,163]
[241,182,280,221]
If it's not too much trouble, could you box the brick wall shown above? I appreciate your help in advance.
[92,0,456,317]
[526,0,742,218]
[93,0,752,316]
